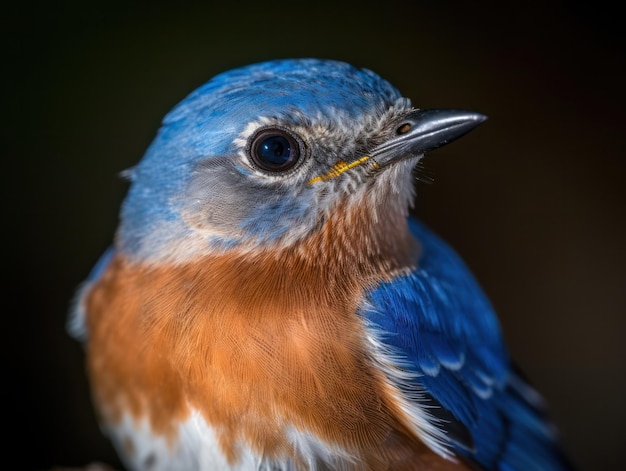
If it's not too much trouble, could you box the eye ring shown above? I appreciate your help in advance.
[248,127,305,173]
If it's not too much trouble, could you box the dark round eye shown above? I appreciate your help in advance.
[249,128,302,172]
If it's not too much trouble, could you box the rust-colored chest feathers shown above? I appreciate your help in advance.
[84,220,471,470]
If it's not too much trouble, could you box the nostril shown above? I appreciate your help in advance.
[397,123,412,135]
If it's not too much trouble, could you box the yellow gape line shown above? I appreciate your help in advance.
[308,156,377,184]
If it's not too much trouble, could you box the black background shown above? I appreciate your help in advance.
[5,1,625,470]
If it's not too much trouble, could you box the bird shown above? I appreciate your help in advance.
[69,58,574,471]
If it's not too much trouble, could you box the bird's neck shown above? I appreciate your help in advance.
[84,209,421,466]
[292,198,419,279]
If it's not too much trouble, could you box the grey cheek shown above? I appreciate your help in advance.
[182,156,322,247]
[184,157,257,233]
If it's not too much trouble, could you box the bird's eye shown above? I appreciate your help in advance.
[249,128,303,172]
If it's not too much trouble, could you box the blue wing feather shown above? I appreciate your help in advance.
[362,218,573,470]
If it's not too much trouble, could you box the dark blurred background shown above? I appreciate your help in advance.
[4,1,624,470]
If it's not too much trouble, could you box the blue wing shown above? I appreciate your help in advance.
[362,218,573,471]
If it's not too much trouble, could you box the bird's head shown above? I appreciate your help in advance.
[117,59,485,265]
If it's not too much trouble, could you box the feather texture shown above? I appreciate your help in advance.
[362,219,573,470]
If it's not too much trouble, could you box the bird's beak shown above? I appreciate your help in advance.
[370,109,487,168]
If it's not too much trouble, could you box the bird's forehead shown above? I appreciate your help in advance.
[154,59,410,154]
[169,59,404,121]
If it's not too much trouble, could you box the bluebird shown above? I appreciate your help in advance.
[70,58,574,471]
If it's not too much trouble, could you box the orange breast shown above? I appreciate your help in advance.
[84,208,472,470]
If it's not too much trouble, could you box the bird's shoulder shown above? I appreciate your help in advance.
[361,218,574,470]
[364,217,509,394]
